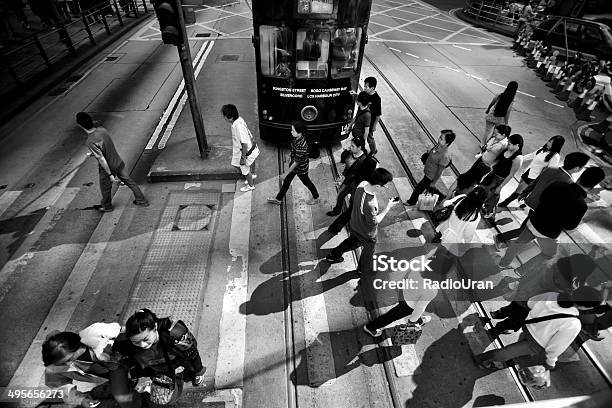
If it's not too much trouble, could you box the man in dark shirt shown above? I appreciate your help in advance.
[76,112,148,212]
[364,77,381,155]
[499,166,605,267]
[349,91,371,145]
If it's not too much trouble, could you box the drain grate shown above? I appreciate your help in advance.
[48,87,67,96]
[195,32,211,37]
[220,54,239,61]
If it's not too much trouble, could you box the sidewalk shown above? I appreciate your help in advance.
[0,1,152,126]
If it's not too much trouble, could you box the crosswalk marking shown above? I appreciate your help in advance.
[215,181,251,388]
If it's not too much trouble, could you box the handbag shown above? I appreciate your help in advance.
[149,338,184,405]
[420,152,429,164]
[391,322,423,345]
[417,193,438,211]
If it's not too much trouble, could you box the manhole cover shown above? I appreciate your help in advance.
[220,54,239,61]
[66,74,83,82]
[172,204,215,231]
[48,87,67,96]
[195,32,211,37]
[105,56,119,61]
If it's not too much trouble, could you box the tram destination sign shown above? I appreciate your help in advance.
[272,86,349,99]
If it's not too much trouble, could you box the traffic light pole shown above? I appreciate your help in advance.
[176,0,208,158]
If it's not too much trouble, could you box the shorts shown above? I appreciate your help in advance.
[238,146,259,175]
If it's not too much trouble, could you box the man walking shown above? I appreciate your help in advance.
[495,152,590,245]
[222,104,260,192]
[499,166,605,267]
[406,129,455,206]
[349,91,371,147]
[76,112,148,212]
[364,77,381,155]
[327,137,367,217]
[325,168,396,275]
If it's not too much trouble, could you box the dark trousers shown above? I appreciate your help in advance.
[407,176,432,205]
[367,133,377,154]
[366,302,415,331]
[276,171,319,200]
[498,214,530,242]
[329,233,376,274]
[88,365,142,408]
[332,182,352,213]
[457,158,490,192]
[99,165,146,208]
[493,301,529,333]
[476,330,546,365]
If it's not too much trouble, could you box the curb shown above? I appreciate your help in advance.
[148,170,242,182]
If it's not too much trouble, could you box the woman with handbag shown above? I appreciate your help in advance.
[43,323,141,408]
[482,81,518,145]
[474,287,602,371]
[498,135,564,208]
[113,309,206,405]
[480,133,524,219]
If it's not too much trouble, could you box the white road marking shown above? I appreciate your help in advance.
[0,190,21,218]
[6,189,130,394]
[373,15,436,37]
[489,81,505,88]
[404,52,420,58]
[21,167,80,214]
[452,44,472,51]
[445,66,461,72]
[389,47,401,53]
[517,90,536,98]
[544,100,565,108]
[368,39,507,46]
[470,74,483,80]
[215,181,251,387]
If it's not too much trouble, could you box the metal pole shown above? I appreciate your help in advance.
[176,0,208,157]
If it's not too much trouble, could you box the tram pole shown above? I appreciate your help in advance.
[176,0,209,158]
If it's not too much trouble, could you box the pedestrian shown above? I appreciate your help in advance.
[222,104,259,192]
[76,112,149,212]
[43,323,141,408]
[495,152,590,246]
[499,166,606,267]
[578,282,612,344]
[450,124,511,196]
[325,168,396,275]
[516,1,536,35]
[348,91,371,148]
[113,309,206,396]
[267,120,320,205]
[405,129,455,206]
[482,81,517,145]
[327,140,379,233]
[498,135,565,207]
[327,137,366,217]
[363,77,381,155]
[474,287,602,372]
[490,253,599,337]
[481,133,524,219]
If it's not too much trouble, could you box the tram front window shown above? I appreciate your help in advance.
[297,0,333,14]
[331,27,361,78]
[297,29,330,79]
[260,25,294,78]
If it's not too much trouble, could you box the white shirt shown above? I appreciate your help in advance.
[526,292,581,368]
[438,195,481,256]
[400,269,438,321]
[523,150,560,179]
[230,117,254,166]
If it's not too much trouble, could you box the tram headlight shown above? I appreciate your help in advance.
[301,105,318,122]
[347,109,353,115]
[268,116,273,121]
[263,109,267,115]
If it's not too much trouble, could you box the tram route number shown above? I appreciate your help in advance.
[0,387,65,402]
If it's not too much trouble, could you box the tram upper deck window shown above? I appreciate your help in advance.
[296,29,330,79]
[331,28,361,78]
[297,0,333,15]
[260,25,294,78]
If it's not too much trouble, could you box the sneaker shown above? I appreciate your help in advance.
[244,175,258,184]
[267,197,282,205]
[133,200,150,207]
[326,209,340,217]
[94,205,113,212]
[363,324,382,338]
[240,185,255,192]
[192,375,205,386]
[306,197,320,205]
[325,254,344,264]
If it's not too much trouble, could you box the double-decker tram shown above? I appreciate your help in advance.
[252,0,373,144]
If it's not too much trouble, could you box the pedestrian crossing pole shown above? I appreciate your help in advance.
[176,0,209,158]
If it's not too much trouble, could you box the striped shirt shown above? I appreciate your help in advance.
[290,136,309,174]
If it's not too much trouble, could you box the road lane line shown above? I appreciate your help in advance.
[404,52,420,58]
[489,81,505,88]
[389,47,401,53]
[470,74,483,80]
[215,181,251,388]
[0,190,21,218]
[445,66,461,72]
[452,44,472,51]
[6,188,130,396]
[517,90,536,98]
[544,100,565,108]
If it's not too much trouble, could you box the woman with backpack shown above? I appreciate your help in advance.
[480,133,524,219]
[113,309,206,405]
[482,81,518,146]
[474,287,602,371]
[498,135,564,207]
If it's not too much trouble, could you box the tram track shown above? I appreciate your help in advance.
[360,52,612,401]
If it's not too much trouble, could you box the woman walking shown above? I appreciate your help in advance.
[482,81,518,146]
[481,133,524,219]
[498,135,564,207]
[268,121,320,205]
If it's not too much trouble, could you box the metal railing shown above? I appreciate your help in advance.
[0,0,150,89]
[463,0,548,30]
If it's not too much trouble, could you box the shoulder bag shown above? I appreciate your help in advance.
[149,336,184,405]
[391,321,423,345]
